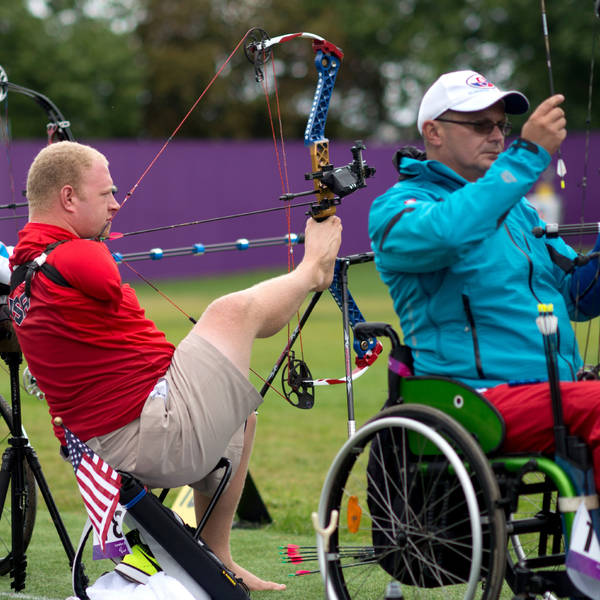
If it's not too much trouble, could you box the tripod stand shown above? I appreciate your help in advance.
[0,327,82,591]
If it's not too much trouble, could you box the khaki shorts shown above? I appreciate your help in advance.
[86,333,263,495]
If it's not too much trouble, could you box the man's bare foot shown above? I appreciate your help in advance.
[228,560,287,591]
[301,216,343,291]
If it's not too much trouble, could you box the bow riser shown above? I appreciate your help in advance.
[308,141,336,220]
[305,47,342,220]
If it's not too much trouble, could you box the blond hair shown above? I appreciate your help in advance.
[26,141,108,212]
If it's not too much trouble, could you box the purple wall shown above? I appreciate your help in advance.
[2,135,599,280]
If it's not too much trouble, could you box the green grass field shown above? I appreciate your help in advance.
[0,260,595,599]
[0,260,399,599]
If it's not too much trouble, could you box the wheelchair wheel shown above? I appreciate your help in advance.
[0,393,37,576]
[318,404,506,600]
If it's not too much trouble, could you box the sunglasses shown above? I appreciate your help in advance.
[435,117,512,136]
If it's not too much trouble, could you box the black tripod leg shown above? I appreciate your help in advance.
[24,446,77,565]
[0,352,28,590]
[1,350,81,586]
[0,446,12,517]
[8,442,27,591]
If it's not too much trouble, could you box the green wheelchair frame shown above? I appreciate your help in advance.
[399,374,576,543]
[399,374,580,595]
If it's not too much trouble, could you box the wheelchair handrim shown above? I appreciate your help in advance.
[317,415,483,600]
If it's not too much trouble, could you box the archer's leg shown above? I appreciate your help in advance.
[193,413,286,591]
[189,216,340,590]
[485,381,600,493]
[192,216,342,374]
[559,381,600,494]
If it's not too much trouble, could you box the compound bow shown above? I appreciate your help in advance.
[243,29,381,412]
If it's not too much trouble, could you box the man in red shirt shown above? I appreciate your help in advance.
[9,141,342,590]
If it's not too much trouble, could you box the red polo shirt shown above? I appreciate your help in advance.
[9,223,175,443]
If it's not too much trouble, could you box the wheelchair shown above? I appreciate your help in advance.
[317,321,598,600]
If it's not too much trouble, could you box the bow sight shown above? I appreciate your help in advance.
[281,141,376,220]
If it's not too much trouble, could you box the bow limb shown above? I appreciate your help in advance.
[304,39,343,220]
[0,66,74,219]
[245,30,375,218]
[325,255,383,380]
[0,64,74,143]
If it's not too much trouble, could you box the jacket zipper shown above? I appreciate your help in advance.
[461,294,485,379]
[504,223,576,380]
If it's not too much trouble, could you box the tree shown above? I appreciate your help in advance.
[135,0,600,141]
[0,0,146,138]
[3,1,597,140]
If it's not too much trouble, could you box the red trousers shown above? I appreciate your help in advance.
[483,381,600,493]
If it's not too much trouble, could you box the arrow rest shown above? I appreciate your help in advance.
[281,351,315,409]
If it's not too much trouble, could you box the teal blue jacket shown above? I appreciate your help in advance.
[369,139,595,388]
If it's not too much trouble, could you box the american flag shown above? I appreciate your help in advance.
[64,426,121,552]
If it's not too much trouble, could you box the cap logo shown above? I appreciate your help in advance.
[465,74,495,89]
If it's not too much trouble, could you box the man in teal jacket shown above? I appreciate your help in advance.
[369,70,600,492]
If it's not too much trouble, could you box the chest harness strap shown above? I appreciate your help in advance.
[10,241,72,297]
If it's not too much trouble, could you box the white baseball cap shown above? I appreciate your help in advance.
[417,70,529,134]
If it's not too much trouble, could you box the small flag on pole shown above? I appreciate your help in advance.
[64,426,122,553]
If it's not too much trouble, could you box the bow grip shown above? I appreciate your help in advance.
[311,205,336,222]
